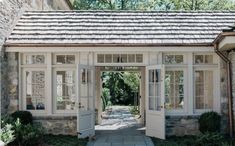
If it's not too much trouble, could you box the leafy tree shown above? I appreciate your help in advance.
[101,72,140,106]
[73,0,235,10]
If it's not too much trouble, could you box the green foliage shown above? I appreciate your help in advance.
[44,134,88,146]
[0,123,15,144]
[101,72,140,105]
[73,0,235,10]
[12,119,45,146]
[199,111,221,133]
[11,111,33,125]
[196,132,225,146]
[129,106,139,115]
[152,134,234,146]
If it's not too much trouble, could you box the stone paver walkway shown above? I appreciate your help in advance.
[87,106,154,146]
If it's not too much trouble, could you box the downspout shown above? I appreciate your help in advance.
[214,43,234,137]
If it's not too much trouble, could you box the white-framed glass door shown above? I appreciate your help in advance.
[146,65,165,139]
[77,65,95,138]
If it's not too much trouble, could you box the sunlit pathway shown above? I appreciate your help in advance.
[87,106,154,146]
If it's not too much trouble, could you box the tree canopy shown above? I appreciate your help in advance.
[73,0,235,10]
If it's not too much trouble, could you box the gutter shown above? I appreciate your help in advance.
[214,43,234,137]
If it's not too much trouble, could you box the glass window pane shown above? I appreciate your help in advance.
[56,55,66,64]
[56,55,75,64]
[105,54,112,63]
[121,54,127,63]
[26,55,45,64]
[128,54,135,63]
[97,54,104,63]
[165,70,184,110]
[149,97,155,110]
[195,55,203,64]
[113,54,120,63]
[205,55,213,64]
[66,55,75,64]
[164,55,174,64]
[195,70,213,110]
[136,54,143,63]
[175,55,183,64]
[26,71,45,110]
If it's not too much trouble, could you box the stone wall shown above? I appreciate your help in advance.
[229,52,235,133]
[0,0,72,115]
[166,115,200,136]
[220,54,229,134]
[1,52,19,114]
[34,116,77,135]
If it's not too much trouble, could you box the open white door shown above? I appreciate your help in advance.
[77,65,95,138]
[146,65,165,139]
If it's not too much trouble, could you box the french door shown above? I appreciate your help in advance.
[146,65,165,139]
[77,65,95,138]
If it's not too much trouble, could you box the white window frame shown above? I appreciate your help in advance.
[193,67,220,114]
[53,68,77,114]
[165,67,188,115]
[22,67,47,115]
[163,53,186,65]
[193,53,216,65]
[94,52,148,66]
[52,53,78,115]
[53,53,77,65]
[22,53,47,65]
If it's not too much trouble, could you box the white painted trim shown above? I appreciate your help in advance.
[52,67,76,114]
[165,68,187,115]
[6,46,215,52]
[46,53,52,115]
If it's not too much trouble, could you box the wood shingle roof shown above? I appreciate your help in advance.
[5,10,235,46]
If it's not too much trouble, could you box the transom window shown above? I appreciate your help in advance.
[97,54,143,63]
[25,55,45,64]
[165,70,184,110]
[163,54,184,64]
[56,55,75,64]
[194,55,213,64]
[25,70,45,110]
[194,70,213,109]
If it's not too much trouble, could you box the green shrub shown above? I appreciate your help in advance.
[11,111,33,125]
[196,132,224,146]
[0,123,15,144]
[12,119,45,146]
[199,111,221,133]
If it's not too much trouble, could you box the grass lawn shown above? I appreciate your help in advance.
[151,135,235,146]
[44,134,88,146]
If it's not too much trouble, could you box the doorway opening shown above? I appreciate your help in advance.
[95,66,145,131]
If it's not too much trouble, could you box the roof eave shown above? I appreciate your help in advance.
[4,43,213,48]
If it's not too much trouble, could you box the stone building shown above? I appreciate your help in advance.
[3,11,235,139]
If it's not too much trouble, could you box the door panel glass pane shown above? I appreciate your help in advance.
[149,97,155,110]
[149,70,154,83]
[80,98,88,111]
[56,70,75,110]
[156,97,161,111]
[149,84,154,97]
[26,71,45,110]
